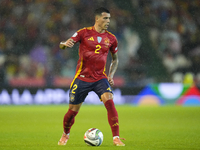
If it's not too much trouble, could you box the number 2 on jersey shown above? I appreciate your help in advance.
[71,84,77,94]
[95,45,101,54]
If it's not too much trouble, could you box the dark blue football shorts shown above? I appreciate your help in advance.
[69,78,113,104]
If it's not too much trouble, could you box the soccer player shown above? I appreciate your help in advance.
[58,7,125,146]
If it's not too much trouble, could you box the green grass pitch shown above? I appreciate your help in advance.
[0,105,200,150]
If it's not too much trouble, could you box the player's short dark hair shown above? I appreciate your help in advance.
[94,7,110,16]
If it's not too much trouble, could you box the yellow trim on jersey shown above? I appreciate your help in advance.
[77,27,86,33]
[86,26,93,30]
[106,30,115,37]
[105,30,118,43]
[76,27,93,34]
[103,66,107,78]
[70,58,83,89]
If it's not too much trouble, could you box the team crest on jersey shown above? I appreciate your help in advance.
[104,37,110,48]
[97,36,102,43]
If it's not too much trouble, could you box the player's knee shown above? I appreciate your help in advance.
[101,92,113,103]
[69,103,82,112]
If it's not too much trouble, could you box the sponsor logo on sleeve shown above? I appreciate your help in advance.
[72,32,78,37]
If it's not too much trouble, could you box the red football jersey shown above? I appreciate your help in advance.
[70,26,118,83]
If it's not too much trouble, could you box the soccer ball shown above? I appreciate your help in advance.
[84,128,103,146]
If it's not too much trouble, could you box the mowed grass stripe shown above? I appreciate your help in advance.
[0,105,200,150]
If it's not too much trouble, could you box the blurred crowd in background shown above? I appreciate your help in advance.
[135,0,200,85]
[0,0,200,87]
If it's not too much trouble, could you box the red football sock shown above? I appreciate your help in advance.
[63,109,78,134]
[104,99,119,137]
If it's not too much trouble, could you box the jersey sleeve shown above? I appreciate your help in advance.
[70,28,85,43]
[110,37,118,54]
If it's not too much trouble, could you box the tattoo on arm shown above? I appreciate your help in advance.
[108,52,119,78]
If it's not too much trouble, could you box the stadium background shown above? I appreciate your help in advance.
[0,0,200,106]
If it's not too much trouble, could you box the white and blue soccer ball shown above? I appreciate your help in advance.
[84,128,103,146]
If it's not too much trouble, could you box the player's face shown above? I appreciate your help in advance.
[98,12,110,30]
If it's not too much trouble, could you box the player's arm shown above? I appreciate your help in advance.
[60,28,83,49]
[59,38,75,49]
[108,52,119,86]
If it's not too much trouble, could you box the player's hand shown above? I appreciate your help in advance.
[108,77,114,86]
[59,38,75,49]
